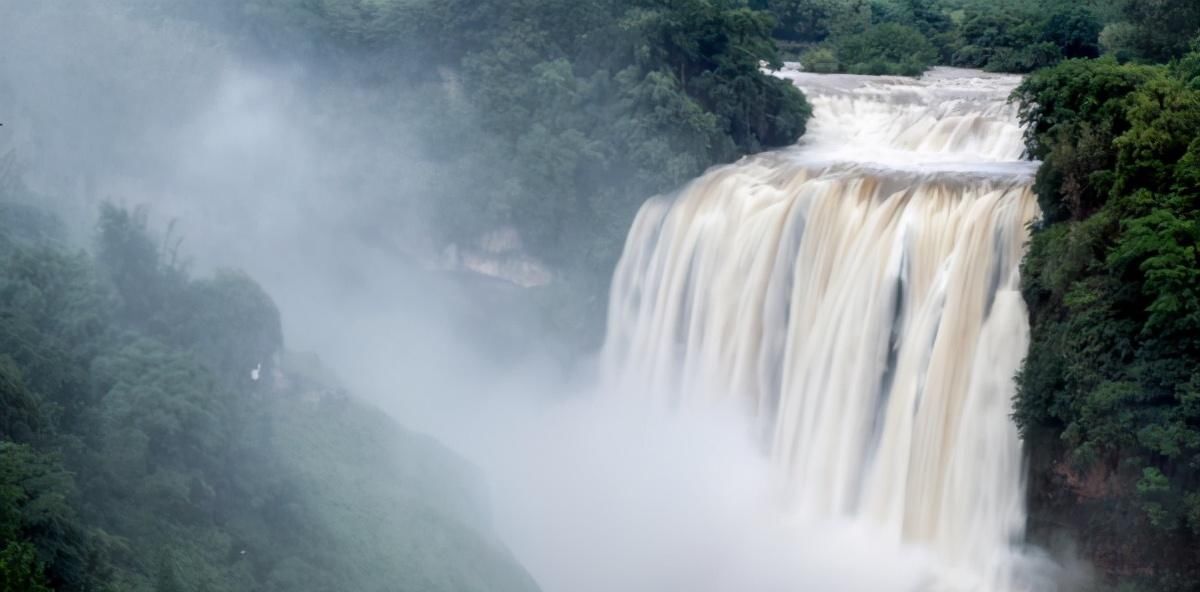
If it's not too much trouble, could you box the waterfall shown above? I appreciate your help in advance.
[602,67,1042,591]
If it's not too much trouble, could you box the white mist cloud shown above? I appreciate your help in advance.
[418,383,938,592]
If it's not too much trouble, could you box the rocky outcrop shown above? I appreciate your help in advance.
[1025,431,1200,591]
[442,226,553,288]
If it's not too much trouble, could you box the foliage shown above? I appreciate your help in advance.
[1042,6,1102,59]
[160,0,811,279]
[799,46,840,73]
[749,0,871,43]
[0,443,103,592]
[425,0,811,267]
[1013,57,1158,221]
[750,0,1197,75]
[1014,50,1200,544]
[951,8,1056,72]
[834,22,938,75]
[0,202,540,592]
[164,0,813,352]
[1111,0,1200,63]
[0,541,52,592]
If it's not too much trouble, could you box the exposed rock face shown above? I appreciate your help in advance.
[1025,432,1200,590]
[442,226,553,288]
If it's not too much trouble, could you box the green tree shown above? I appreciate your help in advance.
[1016,49,1200,587]
[0,443,105,592]
[1041,6,1102,59]
[0,542,51,592]
[95,203,185,329]
[835,22,939,76]
[1119,0,1200,62]
[750,0,871,43]
[953,9,1058,72]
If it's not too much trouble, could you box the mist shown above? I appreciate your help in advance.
[0,2,1092,592]
[416,374,950,592]
[2,0,535,408]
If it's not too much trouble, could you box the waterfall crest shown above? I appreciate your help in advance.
[602,67,1042,590]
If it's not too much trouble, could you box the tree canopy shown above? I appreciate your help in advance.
[0,194,540,592]
[1014,50,1200,590]
[756,0,1192,77]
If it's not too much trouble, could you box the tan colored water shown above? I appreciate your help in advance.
[602,67,1042,591]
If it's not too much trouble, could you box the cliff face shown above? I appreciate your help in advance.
[1025,430,1200,591]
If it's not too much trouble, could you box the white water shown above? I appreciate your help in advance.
[602,66,1047,591]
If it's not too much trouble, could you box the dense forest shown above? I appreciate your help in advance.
[1013,32,1200,592]
[761,0,1198,76]
[0,182,542,590]
[2,0,1200,590]
[4,0,816,350]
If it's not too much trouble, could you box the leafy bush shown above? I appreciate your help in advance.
[1042,6,1102,59]
[750,0,870,43]
[834,23,938,76]
[983,41,1062,73]
[799,46,839,73]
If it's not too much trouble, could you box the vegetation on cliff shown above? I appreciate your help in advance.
[0,186,539,591]
[7,0,813,350]
[158,0,812,267]
[1014,34,1200,591]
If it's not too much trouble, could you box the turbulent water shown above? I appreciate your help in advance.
[602,67,1043,591]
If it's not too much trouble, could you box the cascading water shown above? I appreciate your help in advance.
[602,67,1044,591]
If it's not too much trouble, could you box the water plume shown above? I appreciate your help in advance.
[601,67,1050,591]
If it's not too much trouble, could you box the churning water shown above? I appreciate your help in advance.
[601,66,1051,591]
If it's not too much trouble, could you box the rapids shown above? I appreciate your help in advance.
[601,66,1046,591]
